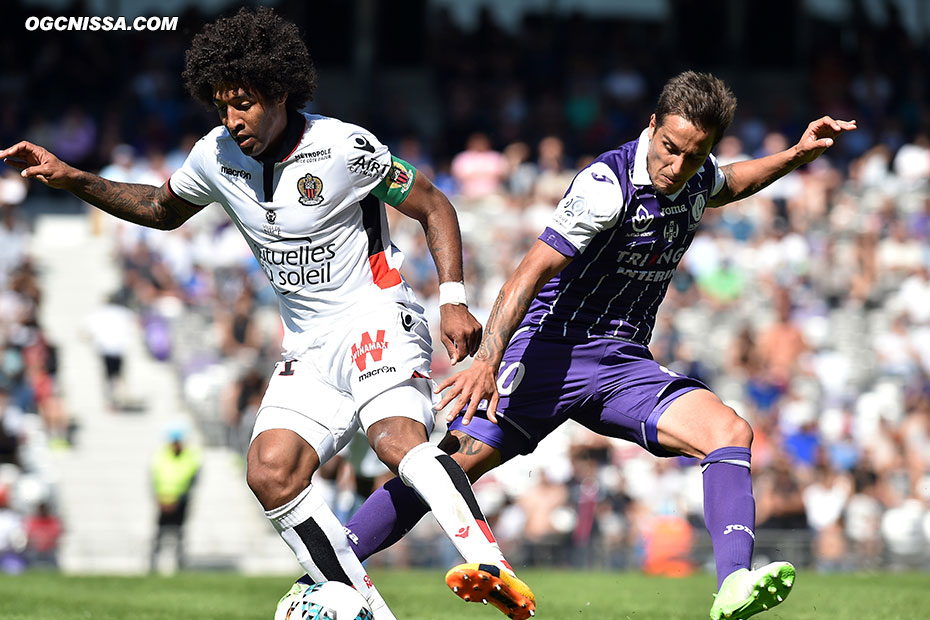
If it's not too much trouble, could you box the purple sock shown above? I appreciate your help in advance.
[701,446,755,589]
[344,476,429,561]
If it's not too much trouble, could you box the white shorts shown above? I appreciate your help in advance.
[250,302,437,464]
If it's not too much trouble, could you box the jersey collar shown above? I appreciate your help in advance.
[257,108,306,164]
[631,127,685,201]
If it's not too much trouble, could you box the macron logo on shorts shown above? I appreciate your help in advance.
[351,330,389,371]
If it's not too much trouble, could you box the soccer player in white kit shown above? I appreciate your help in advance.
[1,7,535,620]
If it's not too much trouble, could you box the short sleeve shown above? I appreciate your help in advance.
[542,161,626,255]
[167,137,216,206]
[708,152,726,197]
[343,125,393,197]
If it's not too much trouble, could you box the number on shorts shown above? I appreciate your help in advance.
[497,362,526,396]
[279,360,295,376]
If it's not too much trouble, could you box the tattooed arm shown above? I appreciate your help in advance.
[436,240,572,425]
[391,171,482,362]
[0,141,203,230]
[708,116,856,208]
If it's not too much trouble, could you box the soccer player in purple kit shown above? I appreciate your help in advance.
[341,71,856,620]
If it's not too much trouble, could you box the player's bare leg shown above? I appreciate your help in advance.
[365,386,535,620]
[248,428,397,620]
[658,389,794,618]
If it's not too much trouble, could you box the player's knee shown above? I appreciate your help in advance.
[368,417,428,473]
[246,443,308,509]
[714,406,753,450]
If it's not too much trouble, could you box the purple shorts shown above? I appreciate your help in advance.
[448,328,709,462]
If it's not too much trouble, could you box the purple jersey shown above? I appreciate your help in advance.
[524,130,725,344]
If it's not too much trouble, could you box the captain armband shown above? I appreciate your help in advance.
[370,156,417,206]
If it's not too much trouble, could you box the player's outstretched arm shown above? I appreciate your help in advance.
[1,141,203,230]
[436,240,571,425]
[391,172,482,363]
[708,116,856,208]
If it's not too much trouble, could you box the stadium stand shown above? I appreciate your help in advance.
[2,0,930,573]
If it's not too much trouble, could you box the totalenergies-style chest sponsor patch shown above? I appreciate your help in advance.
[297,173,324,206]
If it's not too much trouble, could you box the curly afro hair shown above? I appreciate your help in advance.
[183,6,317,111]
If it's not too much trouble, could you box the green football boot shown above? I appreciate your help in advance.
[710,561,796,620]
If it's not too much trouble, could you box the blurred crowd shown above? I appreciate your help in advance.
[0,172,65,572]
[2,0,930,573]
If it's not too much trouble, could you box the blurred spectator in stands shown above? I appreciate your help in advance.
[892,265,930,325]
[849,231,879,305]
[0,486,26,574]
[0,384,24,467]
[501,141,537,205]
[714,135,749,167]
[222,366,267,455]
[755,132,805,229]
[0,171,29,279]
[85,293,136,410]
[395,135,435,180]
[217,290,261,359]
[640,513,695,577]
[24,501,63,569]
[802,464,852,571]
[451,132,507,202]
[874,314,919,379]
[876,220,923,286]
[881,497,927,567]
[513,467,570,567]
[756,454,808,530]
[532,136,575,206]
[892,133,930,189]
[844,466,884,568]
[150,424,201,573]
[697,256,746,308]
[757,287,808,388]
[19,322,69,449]
[52,107,97,170]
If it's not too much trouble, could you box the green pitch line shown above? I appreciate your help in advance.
[0,570,927,619]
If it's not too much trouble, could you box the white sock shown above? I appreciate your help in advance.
[398,442,510,571]
[265,484,396,620]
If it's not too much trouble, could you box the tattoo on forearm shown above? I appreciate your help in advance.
[73,177,195,230]
[476,287,534,364]
[716,163,792,206]
[424,221,462,283]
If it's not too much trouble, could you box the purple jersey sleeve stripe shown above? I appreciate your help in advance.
[539,227,579,258]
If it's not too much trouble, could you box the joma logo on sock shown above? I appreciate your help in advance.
[723,523,755,539]
[344,527,359,546]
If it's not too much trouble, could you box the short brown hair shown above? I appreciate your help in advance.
[655,71,737,145]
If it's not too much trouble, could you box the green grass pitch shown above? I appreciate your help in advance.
[0,570,927,619]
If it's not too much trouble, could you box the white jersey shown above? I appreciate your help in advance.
[169,113,418,357]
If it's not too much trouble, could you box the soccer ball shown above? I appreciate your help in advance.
[274,580,374,620]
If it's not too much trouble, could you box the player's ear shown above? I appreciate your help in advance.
[648,114,657,139]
